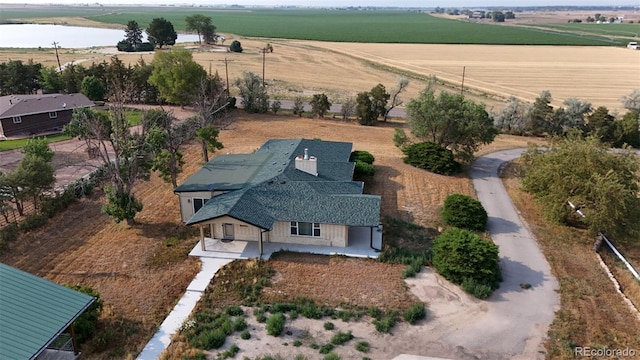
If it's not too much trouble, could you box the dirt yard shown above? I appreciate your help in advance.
[0,109,537,359]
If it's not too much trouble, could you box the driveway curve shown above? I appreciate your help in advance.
[452,148,560,358]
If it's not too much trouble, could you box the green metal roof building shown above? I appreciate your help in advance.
[174,139,382,252]
[0,262,95,360]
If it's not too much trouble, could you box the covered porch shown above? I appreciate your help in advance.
[190,225,383,260]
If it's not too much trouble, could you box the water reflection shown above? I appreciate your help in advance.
[0,24,200,48]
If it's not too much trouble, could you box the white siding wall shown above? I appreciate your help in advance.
[177,191,227,222]
[270,221,348,247]
[210,216,261,241]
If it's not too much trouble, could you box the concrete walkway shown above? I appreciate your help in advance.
[136,257,233,360]
[136,233,382,360]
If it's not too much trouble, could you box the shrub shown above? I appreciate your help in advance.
[0,222,18,243]
[354,161,375,177]
[393,128,409,148]
[240,329,251,340]
[19,213,48,232]
[190,329,227,349]
[402,303,426,324]
[442,193,488,232]
[319,343,334,354]
[266,313,286,336]
[373,312,397,333]
[330,330,354,345]
[226,305,244,316]
[355,341,370,353]
[271,99,282,114]
[217,344,240,359]
[136,42,154,51]
[116,40,134,52]
[65,285,103,343]
[323,321,335,330]
[292,96,305,116]
[461,277,494,299]
[229,40,243,52]
[349,150,375,164]
[233,317,247,331]
[402,141,462,175]
[293,339,302,347]
[431,228,501,298]
[289,309,298,319]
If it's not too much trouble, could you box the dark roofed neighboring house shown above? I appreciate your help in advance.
[0,262,96,360]
[174,138,382,255]
[0,93,94,139]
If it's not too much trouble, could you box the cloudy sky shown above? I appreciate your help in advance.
[0,1,630,8]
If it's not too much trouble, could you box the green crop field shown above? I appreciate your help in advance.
[532,23,640,38]
[0,6,626,45]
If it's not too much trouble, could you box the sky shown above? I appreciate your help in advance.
[0,0,632,8]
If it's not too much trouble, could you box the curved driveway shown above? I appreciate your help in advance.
[451,148,560,358]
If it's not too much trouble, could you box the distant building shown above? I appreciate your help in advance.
[0,93,94,139]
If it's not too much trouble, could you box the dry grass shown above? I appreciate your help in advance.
[299,41,640,113]
[0,108,535,358]
[500,161,640,359]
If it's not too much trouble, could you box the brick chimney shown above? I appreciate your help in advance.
[294,148,318,176]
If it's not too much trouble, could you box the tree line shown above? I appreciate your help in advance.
[493,89,640,148]
[117,14,224,52]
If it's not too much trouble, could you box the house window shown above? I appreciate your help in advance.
[290,222,321,237]
[49,111,58,119]
[12,116,21,124]
[193,198,208,213]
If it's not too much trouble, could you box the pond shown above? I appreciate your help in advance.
[0,24,200,48]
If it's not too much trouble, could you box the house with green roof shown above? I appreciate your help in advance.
[174,139,382,255]
[0,262,96,360]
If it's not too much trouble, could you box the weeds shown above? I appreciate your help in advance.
[330,330,354,345]
[402,302,427,324]
[355,341,370,353]
[266,313,286,336]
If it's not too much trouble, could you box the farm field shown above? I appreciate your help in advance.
[0,5,627,45]
[300,41,640,112]
[534,23,640,38]
[1,37,637,114]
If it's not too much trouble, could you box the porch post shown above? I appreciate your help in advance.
[370,226,373,248]
[200,226,205,251]
[259,230,264,259]
[69,324,79,355]
[209,223,214,239]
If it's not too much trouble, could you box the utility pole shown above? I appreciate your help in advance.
[52,41,62,72]
[217,57,234,94]
[460,66,466,97]
[259,47,269,87]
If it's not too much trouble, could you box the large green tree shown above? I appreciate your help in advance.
[406,88,497,162]
[236,72,269,113]
[146,17,177,49]
[310,93,331,118]
[521,135,640,241]
[81,75,106,101]
[65,88,160,225]
[185,14,214,44]
[148,49,207,106]
[356,91,376,126]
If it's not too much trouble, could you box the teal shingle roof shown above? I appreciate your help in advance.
[0,263,95,360]
[180,139,381,228]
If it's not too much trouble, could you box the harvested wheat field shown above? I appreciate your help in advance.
[301,41,640,113]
